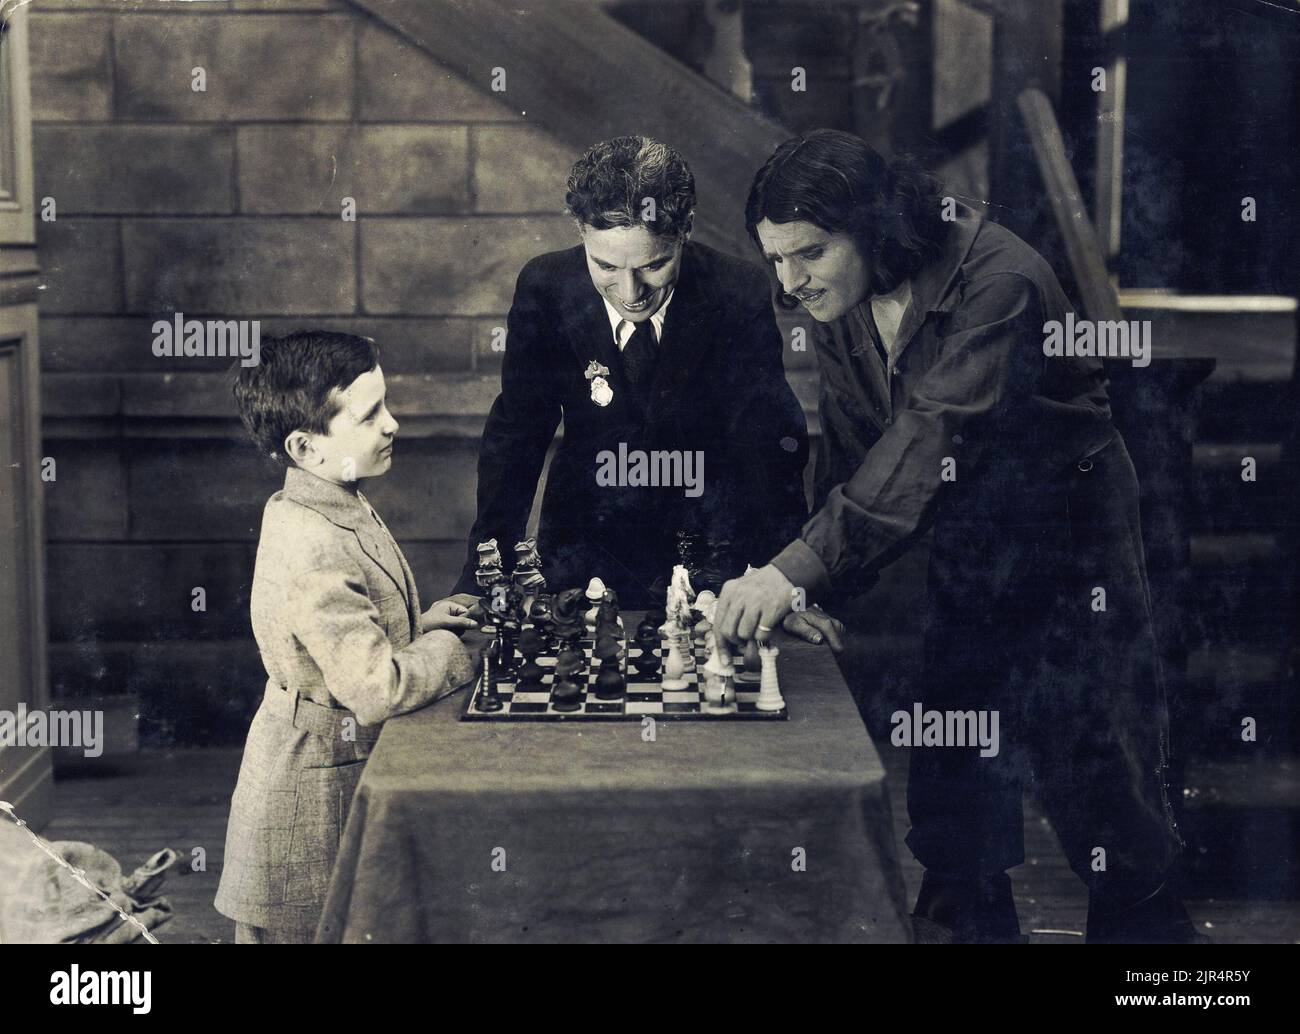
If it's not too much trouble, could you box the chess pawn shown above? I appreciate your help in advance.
[734,637,761,684]
[662,630,688,690]
[755,642,785,712]
[516,655,546,688]
[584,577,606,631]
[517,627,543,658]
[550,675,583,713]
[555,644,585,679]
[632,635,661,677]
[594,633,622,675]
[594,657,626,700]
[703,640,737,714]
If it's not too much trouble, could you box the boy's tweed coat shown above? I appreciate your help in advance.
[215,467,476,934]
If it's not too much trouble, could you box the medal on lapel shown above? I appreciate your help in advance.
[585,360,613,407]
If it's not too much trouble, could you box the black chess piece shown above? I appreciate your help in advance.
[593,634,620,665]
[555,644,585,679]
[517,627,544,658]
[594,657,626,700]
[550,675,583,713]
[476,639,504,713]
[551,587,586,641]
[499,619,520,675]
[529,594,554,641]
[632,642,661,677]
[516,655,546,688]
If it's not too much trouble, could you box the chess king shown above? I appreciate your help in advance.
[715,130,1200,945]
[451,136,809,608]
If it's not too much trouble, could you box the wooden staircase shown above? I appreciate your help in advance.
[347,0,790,261]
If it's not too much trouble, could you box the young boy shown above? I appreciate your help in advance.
[215,331,481,944]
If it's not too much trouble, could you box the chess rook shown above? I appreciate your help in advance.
[756,643,784,712]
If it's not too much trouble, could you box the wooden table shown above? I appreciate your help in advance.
[317,618,909,943]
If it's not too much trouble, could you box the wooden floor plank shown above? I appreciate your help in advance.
[32,746,1299,944]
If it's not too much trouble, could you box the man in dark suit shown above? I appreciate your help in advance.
[453,136,809,607]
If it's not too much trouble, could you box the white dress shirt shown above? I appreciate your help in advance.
[602,289,675,350]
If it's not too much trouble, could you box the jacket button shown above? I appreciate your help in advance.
[952,434,964,445]
[890,366,900,376]
[1077,458,1094,472]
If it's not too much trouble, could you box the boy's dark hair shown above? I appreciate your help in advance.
[565,135,696,241]
[233,331,379,467]
[745,129,949,307]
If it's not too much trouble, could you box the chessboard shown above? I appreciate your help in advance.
[462,633,788,721]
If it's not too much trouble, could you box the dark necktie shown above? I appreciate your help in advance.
[622,320,658,408]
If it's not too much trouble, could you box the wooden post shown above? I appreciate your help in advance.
[1016,87,1119,321]
[702,0,754,103]
[987,0,1063,240]
[0,9,52,828]
[1095,0,1128,262]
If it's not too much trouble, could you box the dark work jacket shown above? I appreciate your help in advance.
[770,201,1183,878]
[453,240,809,607]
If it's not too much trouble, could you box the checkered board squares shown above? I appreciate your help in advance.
[462,636,787,721]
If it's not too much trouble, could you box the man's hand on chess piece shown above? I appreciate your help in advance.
[715,564,797,647]
[782,606,846,653]
[421,597,481,634]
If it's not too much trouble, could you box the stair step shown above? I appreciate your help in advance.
[1188,572,1293,633]
[1189,443,1291,530]
[1196,379,1297,442]
[1182,756,1300,811]
[1190,533,1285,566]
[1175,755,1300,898]
[1119,300,1296,384]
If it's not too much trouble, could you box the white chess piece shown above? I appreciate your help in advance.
[678,627,697,673]
[661,620,688,689]
[734,637,761,684]
[755,642,785,712]
[584,577,605,630]
[703,637,736,714]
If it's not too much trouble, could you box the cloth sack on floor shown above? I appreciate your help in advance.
[0,822,176,943]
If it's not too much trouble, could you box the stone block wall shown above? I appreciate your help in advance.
[30,0,829,744]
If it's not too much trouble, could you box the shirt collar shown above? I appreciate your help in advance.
[907,200,982,317]
[602,288,675,349]
[280,466,368,530]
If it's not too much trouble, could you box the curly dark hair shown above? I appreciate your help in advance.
[745,129,950,307]
[232,331,379,467]
[565,136,696,240]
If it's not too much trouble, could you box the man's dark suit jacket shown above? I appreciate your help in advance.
[453,240,810,607]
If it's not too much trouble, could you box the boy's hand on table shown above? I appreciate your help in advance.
[421,597,481,634]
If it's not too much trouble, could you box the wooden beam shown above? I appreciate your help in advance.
[1095,0,1128,261]
[987,0,1063,238]
[1016,86,1121,322]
